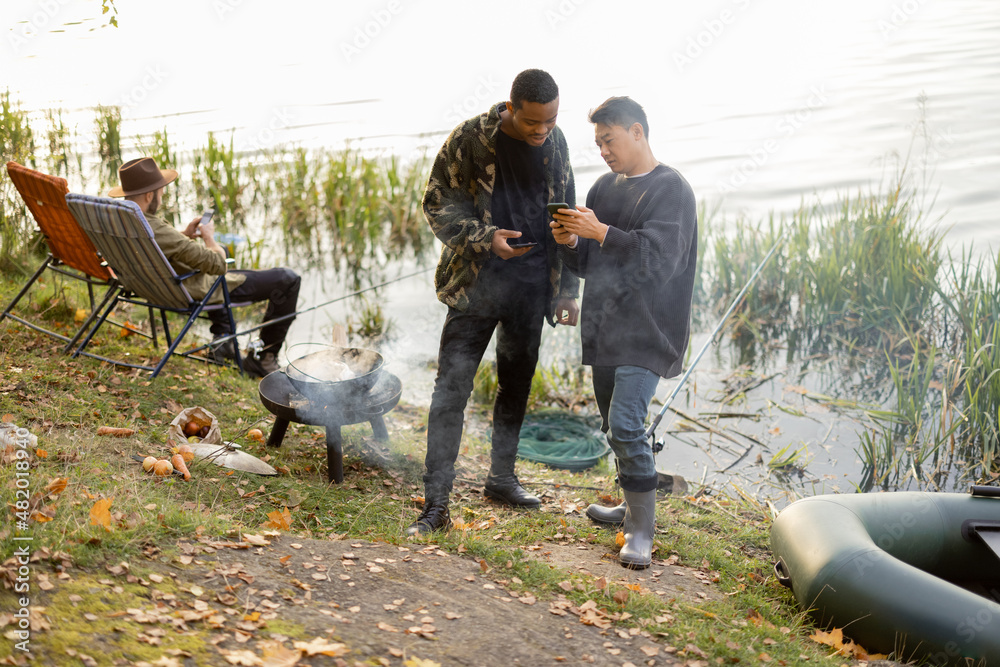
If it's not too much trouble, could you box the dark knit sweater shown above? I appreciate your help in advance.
[562,164,698,378]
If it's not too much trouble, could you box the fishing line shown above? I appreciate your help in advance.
[645,231,787,451]
[202,266,434,349]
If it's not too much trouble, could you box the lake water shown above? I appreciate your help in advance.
[4,0,999,500]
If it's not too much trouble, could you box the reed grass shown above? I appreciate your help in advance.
[94,105,122,191]
[192,131,246,228]
[0,93,37,272]
[703,180,992,485]
[937,249,1000,464]
[142,128,180,227]
[43,108,71,179]
[0,98,432,285]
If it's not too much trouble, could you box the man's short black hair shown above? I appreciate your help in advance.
[589,96,650,139]
[510,69,559,110]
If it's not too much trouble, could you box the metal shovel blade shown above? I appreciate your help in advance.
[189,442,278,476]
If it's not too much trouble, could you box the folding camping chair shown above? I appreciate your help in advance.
[1,161,126,351]
[64,193,252,378]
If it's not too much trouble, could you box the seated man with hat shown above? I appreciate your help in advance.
[109,157,300,377]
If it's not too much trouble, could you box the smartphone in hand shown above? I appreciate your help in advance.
[547,202,569,217]
[508,240,537,248]
[198,208,215,228]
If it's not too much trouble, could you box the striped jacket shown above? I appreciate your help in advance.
[422,103,579,322]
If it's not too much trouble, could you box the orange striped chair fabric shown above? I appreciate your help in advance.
[5,161,112,281]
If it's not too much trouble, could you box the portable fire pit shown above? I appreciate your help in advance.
[257,369,402,483]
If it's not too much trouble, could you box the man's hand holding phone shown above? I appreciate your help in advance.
[547,202,569,219]
[183,208,215,239]
[196,209,216,242]
[548,203,577,246]
[549,204,608,246]
[492,229,536,259]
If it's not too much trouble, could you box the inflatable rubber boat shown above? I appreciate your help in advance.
[770,487,1000,665]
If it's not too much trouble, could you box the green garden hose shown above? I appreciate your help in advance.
[512,410,610,471]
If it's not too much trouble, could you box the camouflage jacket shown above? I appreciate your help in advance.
[422,102,579,323]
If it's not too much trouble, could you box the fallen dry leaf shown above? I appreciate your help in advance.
[263,508,292,531]
[89,497,113,531]
[292,637,348,657]
[45,477,68,495]
[809,627,887,660]
[119,320,141,338]
[258,639,301,667]
[403,657,441,667]
[220,650,261,666]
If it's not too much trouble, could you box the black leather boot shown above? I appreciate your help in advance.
[484,473,541,508]
[405,499,450,536]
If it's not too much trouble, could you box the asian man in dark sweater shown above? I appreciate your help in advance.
[551,97,698,568]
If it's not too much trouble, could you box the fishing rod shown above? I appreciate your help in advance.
[645,231,786,452]
[197,266,434,352]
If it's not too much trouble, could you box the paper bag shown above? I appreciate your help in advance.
[168,406,222,448]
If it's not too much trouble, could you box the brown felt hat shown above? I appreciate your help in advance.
[108,157,177,197]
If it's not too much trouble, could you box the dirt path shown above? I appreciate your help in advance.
[180,531,719,667]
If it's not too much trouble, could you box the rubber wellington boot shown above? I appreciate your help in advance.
[619,490,656,569]
[585,501,626,526]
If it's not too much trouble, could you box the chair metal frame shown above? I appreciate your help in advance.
[64,193,254,378]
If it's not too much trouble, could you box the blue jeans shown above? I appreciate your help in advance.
[592,365,661,492]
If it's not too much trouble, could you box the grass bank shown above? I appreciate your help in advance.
[0,297,861,666]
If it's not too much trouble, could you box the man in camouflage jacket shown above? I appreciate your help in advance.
[407,69,579,536]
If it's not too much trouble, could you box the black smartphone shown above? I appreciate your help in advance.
[547,202,569,216]
[198,208,215,228]
[508,240,537,249]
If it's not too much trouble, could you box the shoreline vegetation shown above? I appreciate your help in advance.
[1,95,998,664]
[3,96,999,490]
